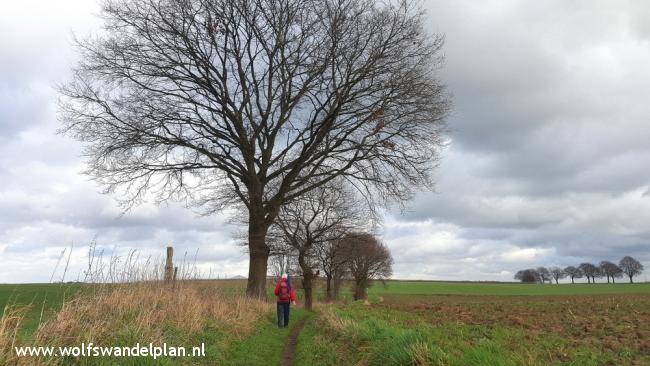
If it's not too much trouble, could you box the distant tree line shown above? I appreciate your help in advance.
[514,256,644,284]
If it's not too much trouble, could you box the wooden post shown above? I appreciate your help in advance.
[164,246,174,284]
[172,266,178,289]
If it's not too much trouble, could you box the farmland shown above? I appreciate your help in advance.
[298,281,650,365]
[2,280,649,365]
[369,280,650,296]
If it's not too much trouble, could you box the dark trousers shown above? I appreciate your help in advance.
[277,301,290,328]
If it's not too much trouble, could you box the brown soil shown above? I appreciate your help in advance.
[378,293,650,359]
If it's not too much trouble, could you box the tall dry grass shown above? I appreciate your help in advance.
[1,243,272,365]
[36,281,271,346]
[1,305,29,365]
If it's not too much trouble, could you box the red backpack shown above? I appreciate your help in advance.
[279,281,290,301]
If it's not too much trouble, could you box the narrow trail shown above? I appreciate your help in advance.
[279,317,308,366]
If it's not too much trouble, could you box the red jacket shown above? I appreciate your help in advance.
[274,278,296,302]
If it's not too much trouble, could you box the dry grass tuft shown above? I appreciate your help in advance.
[0,304,30,365]
[320,307,357,335]
[36,281,271,347]
[408,341,432,366]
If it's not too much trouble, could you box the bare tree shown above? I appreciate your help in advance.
[514,269,539,283]
[59,0,450,297]
[346,233,393,300]
[316,236,352,301]
[563,266,583,284]
[599,261,623,284]
[272,182,369,309]
[579,263,599,284]
[619,256,644,284]
[548,267,566,284]
[536,267,551,284]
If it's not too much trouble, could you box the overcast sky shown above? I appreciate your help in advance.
[1,0,649,283]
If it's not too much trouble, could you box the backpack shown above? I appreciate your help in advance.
[278,281,290,301]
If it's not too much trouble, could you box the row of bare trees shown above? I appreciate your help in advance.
[265,181,392,309]
[515,256,645,284]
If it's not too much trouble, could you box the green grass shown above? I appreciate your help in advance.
[4,280,649,365]
[0,283,81,336]
[223,307,309,366]
[53,309,311,366]
[368,280,650,297]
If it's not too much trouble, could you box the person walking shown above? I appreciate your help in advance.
[274,273,296,328]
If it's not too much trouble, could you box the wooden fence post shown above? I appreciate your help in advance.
[172,267,178,289]
[164,246,174,284]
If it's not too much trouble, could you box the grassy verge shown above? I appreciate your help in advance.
[1,281,315,365]
[293,308,341,366]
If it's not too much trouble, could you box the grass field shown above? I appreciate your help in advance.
[369,280,650,296]
[0,284,81,335]
[2,280,649,365]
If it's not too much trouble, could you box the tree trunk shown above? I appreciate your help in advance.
[325,274,333,301]
[571,277,574,284]
[298,251,314,311]
[629,275,633,284]
[353,278,367,300]
[303,273,313,310]
[587,277,590,284]
[555,279,558,284]
[612,277,615,284]
[354,283,367,300]
[246,217,270,298]
[332,273,342,300]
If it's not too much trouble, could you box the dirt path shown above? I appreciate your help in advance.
[279,317,308,366]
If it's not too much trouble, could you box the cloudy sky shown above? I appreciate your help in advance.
[1,0,649,283]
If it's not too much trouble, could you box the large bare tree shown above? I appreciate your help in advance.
[272,181,369,310]
[59,0,449,297]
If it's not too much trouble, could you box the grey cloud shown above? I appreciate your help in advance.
[2,0,650,282]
